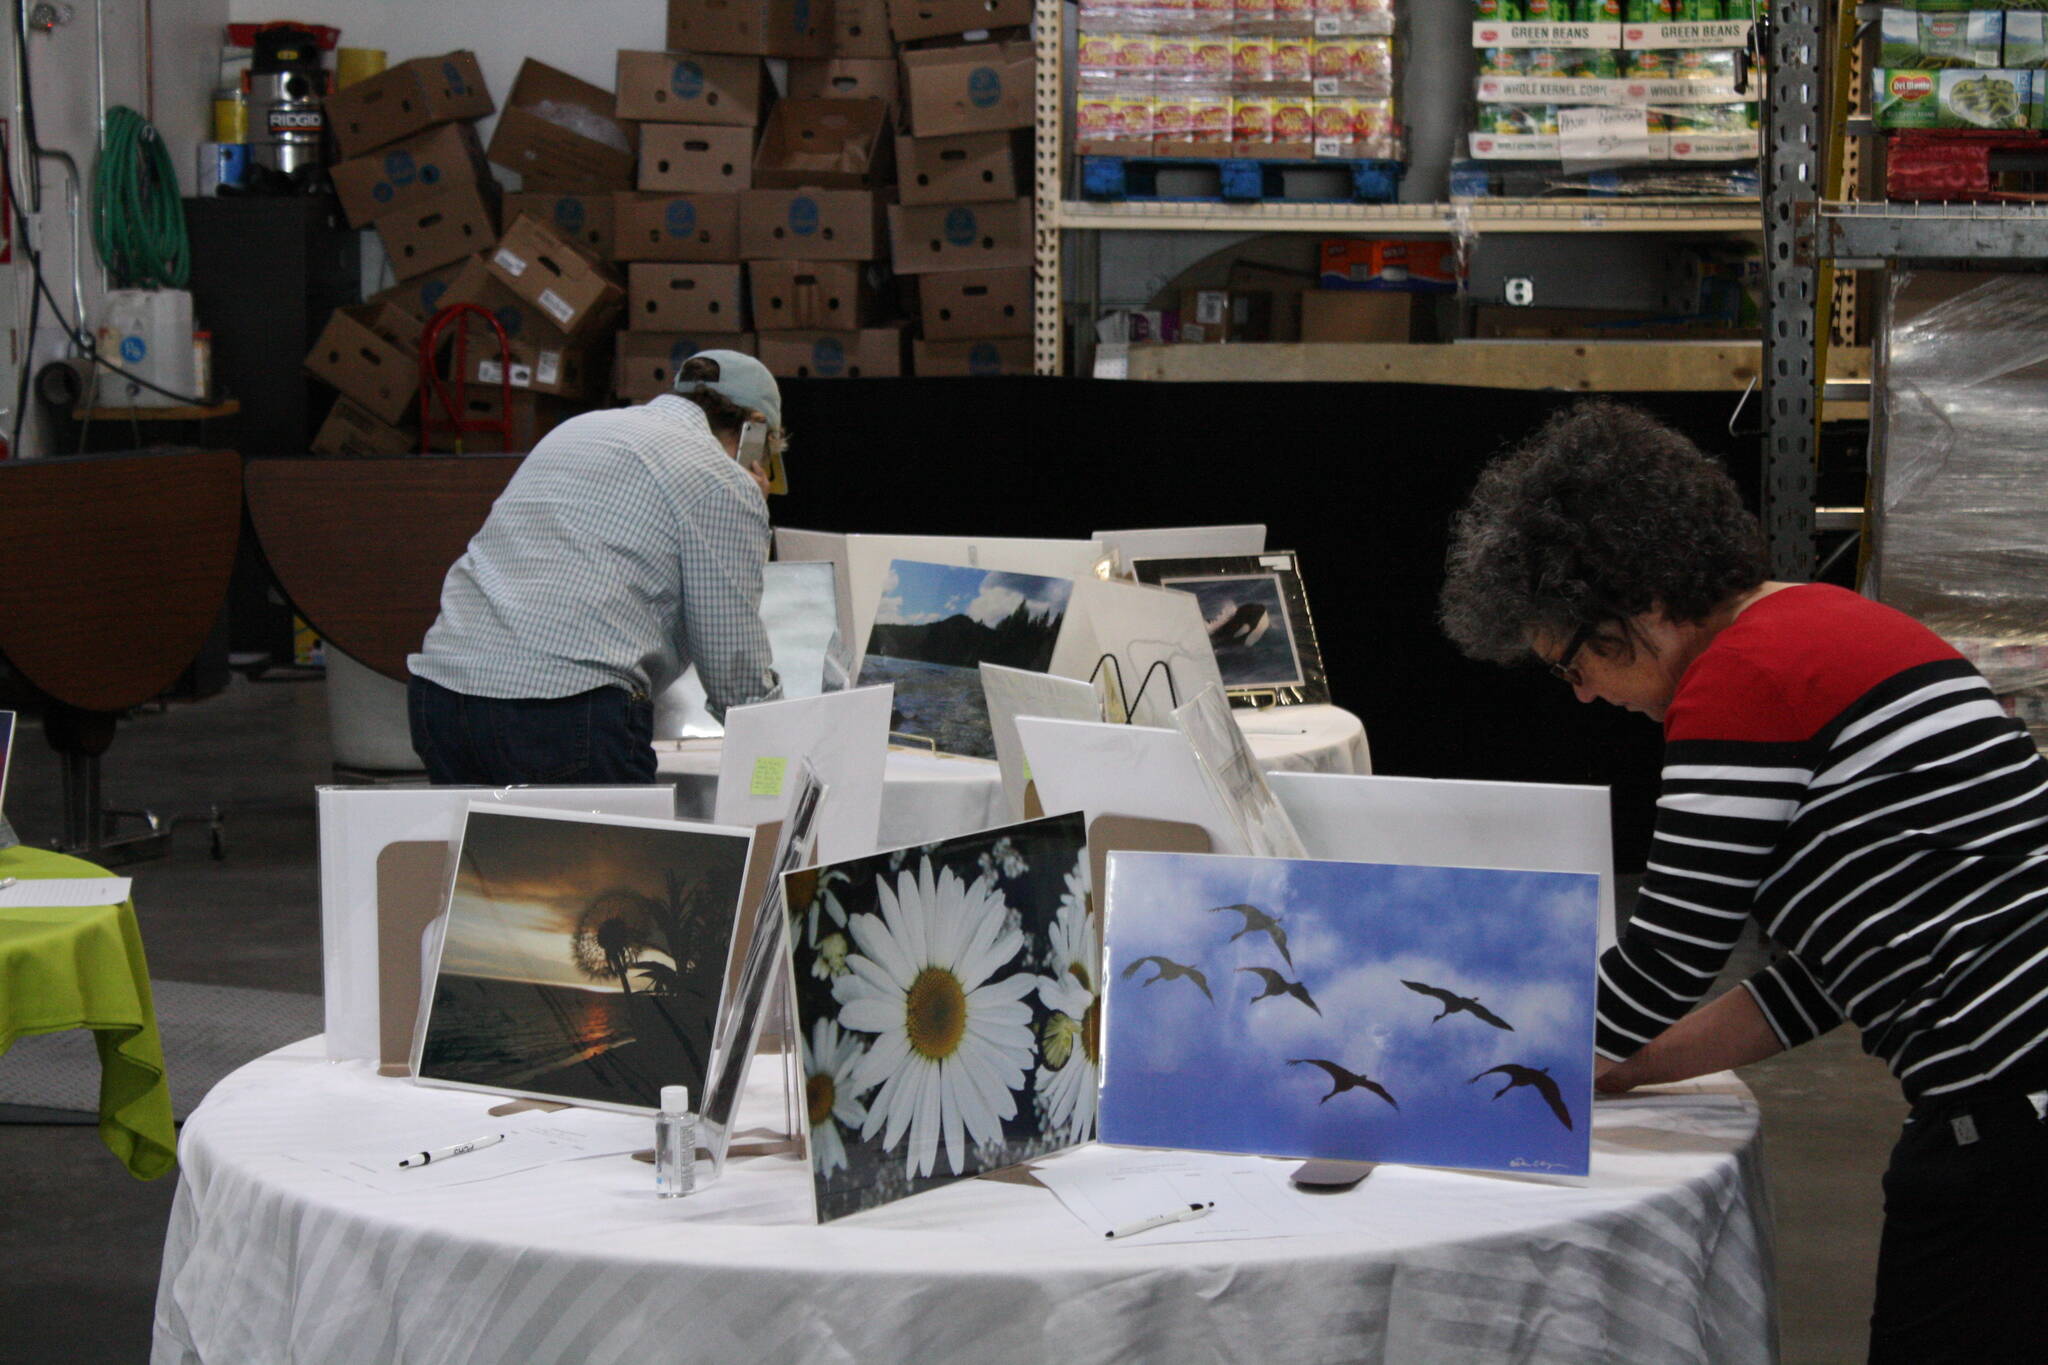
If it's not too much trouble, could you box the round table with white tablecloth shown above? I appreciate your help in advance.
[656,703,1372,850]
[152,1038,1774,1365]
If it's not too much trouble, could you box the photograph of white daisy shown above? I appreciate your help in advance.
[783,812,1089,1222]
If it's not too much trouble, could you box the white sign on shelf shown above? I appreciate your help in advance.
[1557,105,1654,161]
[1668,131,1760,161]
[1470,20,1623,49]
[1620,19,1752,49]
[1476,74,1762,105]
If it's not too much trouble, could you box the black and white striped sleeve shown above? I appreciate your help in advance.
[1595,738,1815,1061]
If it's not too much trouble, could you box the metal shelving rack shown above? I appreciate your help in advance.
[1760,2,2048,578]
[1031,0,1770,374]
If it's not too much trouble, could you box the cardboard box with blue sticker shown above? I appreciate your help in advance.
[912,337,1032,376]
[502,192,616,261]
[901,40,1035,136]
[886,197,1032,274]
[739,188,886,259]
[754,326,905,377]
[331,123,494,229]
[615,50,765,125]
[612,192,742,262]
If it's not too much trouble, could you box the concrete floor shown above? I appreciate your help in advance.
[0,676,1905,1364]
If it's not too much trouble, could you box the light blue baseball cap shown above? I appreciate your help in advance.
[674,349,782,428]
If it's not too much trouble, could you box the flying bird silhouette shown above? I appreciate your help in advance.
[1120,954,1214,1002]
[1288,1058,1398,1110]
[1206,903,1292,967]
[1402,979,1514,1031]
[1237,966,1321,1015]
[1469,1064,1574,1131]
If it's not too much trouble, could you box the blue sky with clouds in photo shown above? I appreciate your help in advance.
[875,560,1073,629]
[1100,852,1599,1176]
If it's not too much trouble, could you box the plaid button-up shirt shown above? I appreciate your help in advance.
[409,395,779,718]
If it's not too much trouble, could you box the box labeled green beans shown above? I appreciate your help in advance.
[1871,66,2040,126]
[1879,9,2003,64]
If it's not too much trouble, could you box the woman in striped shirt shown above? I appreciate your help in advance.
[1440,400,2048,1363]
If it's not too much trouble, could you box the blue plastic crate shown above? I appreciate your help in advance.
[1080,155,1405,205]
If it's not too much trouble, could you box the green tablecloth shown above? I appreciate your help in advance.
[0,846,176,1178]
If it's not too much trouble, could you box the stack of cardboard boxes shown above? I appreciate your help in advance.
[311,52,497,454]
[303,1,1039,457]
[890,0,1037,376]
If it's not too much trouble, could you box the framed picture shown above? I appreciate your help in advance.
[414,805,755,1113]
[782,812,1091,1222]
[856,559,1075,759]
[1100,851,1598,1178]
[1132,552,1329,707]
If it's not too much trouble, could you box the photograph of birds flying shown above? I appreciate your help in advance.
[1206,903,1292,967]
[1469,1064,1574,1131]
[1402,979,1515,1031]
[1120,954,1215,1002]
[1288,1058,1398,1110]
[1237,965,1320,1015]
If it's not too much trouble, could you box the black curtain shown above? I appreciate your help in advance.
[774,378,1761,871]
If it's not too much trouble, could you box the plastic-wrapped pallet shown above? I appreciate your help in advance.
[1873,271,2048,751]
[1460,0,1759,195]
[1072,0,1402,162]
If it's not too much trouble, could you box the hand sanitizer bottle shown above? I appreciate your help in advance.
[655,1085,697,1198]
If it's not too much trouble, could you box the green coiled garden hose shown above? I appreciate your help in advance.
[92,105,189,291]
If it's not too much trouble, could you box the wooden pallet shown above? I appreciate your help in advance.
[1079,155,1405,204]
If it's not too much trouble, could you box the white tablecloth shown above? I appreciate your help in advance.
[153,1039,1774,1365]
[656,703,1373,849]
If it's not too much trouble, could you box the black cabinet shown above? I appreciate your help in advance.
[183,196,360,456]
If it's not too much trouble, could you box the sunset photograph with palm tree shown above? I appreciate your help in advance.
[415,806,755,1112]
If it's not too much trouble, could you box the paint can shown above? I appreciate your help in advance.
[335,47,387,90]
[211,87,248,143]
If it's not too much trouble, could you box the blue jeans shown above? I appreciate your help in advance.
[407,676,657,786]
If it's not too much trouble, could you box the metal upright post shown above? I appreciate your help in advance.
[1761,0,1825,579]
[1032,0,1065,375]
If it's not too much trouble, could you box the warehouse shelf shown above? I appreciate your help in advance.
[1124,339,1867,392]
[1054,198,1764,234]
[1810,201,2048,262]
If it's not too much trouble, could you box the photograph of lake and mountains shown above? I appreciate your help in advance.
[416,807,755,1112]
[858,560,1075,759]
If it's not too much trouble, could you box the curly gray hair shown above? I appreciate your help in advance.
[1439,400,1767,664]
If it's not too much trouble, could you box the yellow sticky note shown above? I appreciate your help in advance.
[1022,758,1033,782]
[750,756,787,797]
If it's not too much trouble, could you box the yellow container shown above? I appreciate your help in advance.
[334,48,387,90]
[211,89,247,143]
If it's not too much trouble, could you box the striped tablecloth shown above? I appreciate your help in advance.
[153,1038,1772,1365]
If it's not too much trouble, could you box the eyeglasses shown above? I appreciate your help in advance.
[1544,622,1596,687]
